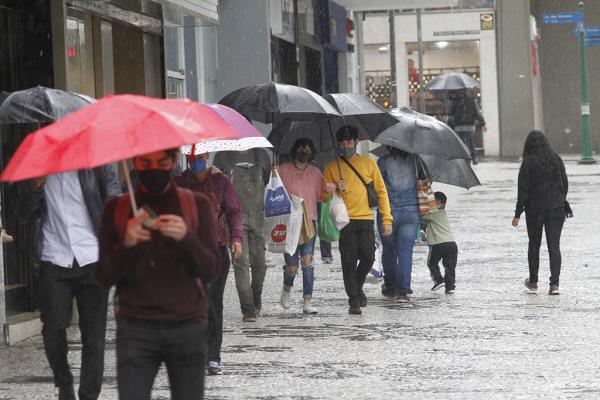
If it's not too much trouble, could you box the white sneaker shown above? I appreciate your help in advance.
[280,287,291,309]
[303,303,318,314]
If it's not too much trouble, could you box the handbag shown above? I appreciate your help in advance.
[340,157,378,208]
[298,200,316,245]
[415,158,437,216]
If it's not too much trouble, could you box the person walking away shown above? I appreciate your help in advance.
[277,138,329,314]
[376,147,419,303]
[213,148,271,321]
[17,166,121,400]
[422,192,458,294]
[174,150,243,375]
[322,126,393,315]
[512,130,569,295]
[97,149,221,400]
[446,89,486,165]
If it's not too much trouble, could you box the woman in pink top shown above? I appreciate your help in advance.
[277,138,325,314]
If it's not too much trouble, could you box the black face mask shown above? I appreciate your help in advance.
[138,169,171,193]
[296,151,310,163]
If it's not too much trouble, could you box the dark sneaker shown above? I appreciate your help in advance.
[431,281,445,291]
[58,385,76,400]
[549,285,560,295]
[322,257,333,264]
[359,291,367,307]
[445,289,455,294]
[524,278,538,292]
[348,306,362,315]
[207,360,222,375]
[407,288,413,295]
[242,314,257,322]
[381,284,393,298]
[395,294,411,304]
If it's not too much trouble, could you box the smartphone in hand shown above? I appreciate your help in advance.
[140,205,158,229]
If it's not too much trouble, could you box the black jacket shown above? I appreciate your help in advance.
[448,95,486,128]
[515,157,568,218]
[16,166,122,274]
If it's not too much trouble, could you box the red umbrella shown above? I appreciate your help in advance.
[0,94,242,183]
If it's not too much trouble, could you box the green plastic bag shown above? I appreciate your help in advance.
[318,198,340,242]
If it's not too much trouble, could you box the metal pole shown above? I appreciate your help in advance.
[389,10,397,108]
[416,8,426,113]
[578,0,596,164]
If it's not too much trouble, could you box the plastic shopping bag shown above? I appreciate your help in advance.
[264,170,292,217]
[330,194,350,230]
[266,194,304,254]
[318,198,340,242]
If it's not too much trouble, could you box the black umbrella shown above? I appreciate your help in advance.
[371,145,481,189]
[375,107,470,160]
[0,86,94,124]
[219,82,340,124]
[426,71,480,91]
[269,93,397,157]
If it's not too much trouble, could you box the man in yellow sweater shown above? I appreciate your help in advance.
[323,126,393,315]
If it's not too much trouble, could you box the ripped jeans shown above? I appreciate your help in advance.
[283,222,317,299]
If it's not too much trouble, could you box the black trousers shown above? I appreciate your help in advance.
[457,130,477,162]
[427,242,458,290]
[338,220,376,307]
[39,261,108,400]
[525,206,566,286]
[116,318,208,400]
[208,246,231,363]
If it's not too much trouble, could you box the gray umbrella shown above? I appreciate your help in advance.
[371,145,481,189]
[0,86,94,124]
[426,71,480,91]
[219,82,340,124]
[375,107,470,160]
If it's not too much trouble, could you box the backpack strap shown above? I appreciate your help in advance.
[176,187,199,234]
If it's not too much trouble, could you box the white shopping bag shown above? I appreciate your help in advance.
[330,194,350,230]
[266,195,303,254]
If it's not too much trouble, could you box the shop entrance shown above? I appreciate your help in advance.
[406,40,484,154]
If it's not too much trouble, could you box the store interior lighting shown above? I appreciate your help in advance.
[436,41,449,49]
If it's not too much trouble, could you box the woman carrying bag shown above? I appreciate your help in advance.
[512,130,571,295]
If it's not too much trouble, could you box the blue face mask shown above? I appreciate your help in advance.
[190,159,208,172]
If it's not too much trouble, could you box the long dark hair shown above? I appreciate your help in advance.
[521,130,563,176]
[290,137,317,162]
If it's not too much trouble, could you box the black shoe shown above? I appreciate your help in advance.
[59,385,76,400]
[407,288,414,295]
[348,306,362,315]
[431,281,445,291]
[472,159,478,165]
[359,291,367,307]
[381,284,393,298]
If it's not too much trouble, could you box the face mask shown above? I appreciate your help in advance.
[190,159,208,173]
[296,151,310,163]
[138,169,171,193]
[339,146,356,159]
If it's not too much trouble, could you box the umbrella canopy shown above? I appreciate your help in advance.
[426,72,480,91]
[180,103,272,154]
[375,107,471,160]
[370,145,480,189]
[219,82,340,123]
[0,86,94,124]
[0,94,243,182]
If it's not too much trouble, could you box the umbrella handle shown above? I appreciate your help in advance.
[120,159,138,214]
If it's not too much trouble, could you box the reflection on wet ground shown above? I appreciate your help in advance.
[2,161,600,399]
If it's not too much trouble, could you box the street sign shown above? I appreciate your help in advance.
[585,37,600,46]
[572,26,600,37]
[542,12,583,25]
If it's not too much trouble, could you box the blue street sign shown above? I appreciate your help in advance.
[572,26,600,37]
[543,12,583,25]
[585,38,600,46]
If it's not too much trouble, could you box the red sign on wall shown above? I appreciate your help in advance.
[67,48,77,58]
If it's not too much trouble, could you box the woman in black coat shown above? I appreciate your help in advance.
[512,130,569,295]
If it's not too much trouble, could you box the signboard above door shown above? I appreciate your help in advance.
[334,0,458,11]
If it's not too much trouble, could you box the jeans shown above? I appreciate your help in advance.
[378,206,420,295]
[207,247,230,363]
[233,213,266,317]
[116,318,208,400]
[283,224,317,299]
[317,204,332,259]
[525,206,566,286]
[427,242,458,290]
[39,261,108,400]
[338,220,375,308]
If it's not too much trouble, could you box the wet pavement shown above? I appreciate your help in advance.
[2,159,600,399]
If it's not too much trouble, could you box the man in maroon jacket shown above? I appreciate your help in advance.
[97,149,220,400]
